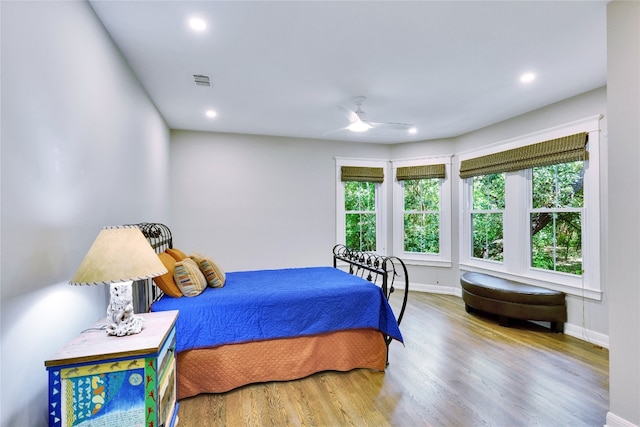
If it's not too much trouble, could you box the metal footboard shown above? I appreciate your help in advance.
[332,244,409,355]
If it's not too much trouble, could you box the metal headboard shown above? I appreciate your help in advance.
[332,244,409,357]
[126,222,173,313]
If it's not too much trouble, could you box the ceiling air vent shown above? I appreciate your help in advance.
[193,74,211,87]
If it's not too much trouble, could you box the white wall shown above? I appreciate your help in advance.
[0,2,170,425]
[0,1,628,424]
[171,88,609,343]
[169,130,390,271]
[459,88,609,343]
[396,88,608,341]
[606,2,640,426]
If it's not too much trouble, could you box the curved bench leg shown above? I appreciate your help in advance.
[498,316,510,327]
[464,304,475,314]
[550,322,564,333]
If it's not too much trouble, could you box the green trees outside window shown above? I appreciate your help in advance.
[344,181,376,251]
[530,161,583,275]
[403,179,440,254]
[471,173,505,261]
[469,163,584,274]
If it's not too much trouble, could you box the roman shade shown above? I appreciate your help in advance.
[396,164,446,181]
[341,166,384,183]
[459,132,588,179]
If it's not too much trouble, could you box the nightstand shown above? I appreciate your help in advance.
[45,310,179,427]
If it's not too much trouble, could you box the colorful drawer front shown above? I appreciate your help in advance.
[47,354,173,427]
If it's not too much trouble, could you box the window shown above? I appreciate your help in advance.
[471,173,505,262]
[403,178,440,254]
[459,116,602,299]
[335,159,388,254]
[530,161,584,275]
[344,181,377,251]
[393,158,451,265]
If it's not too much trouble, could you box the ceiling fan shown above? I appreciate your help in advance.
[331,96,415,134]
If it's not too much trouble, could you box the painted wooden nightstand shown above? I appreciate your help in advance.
[45,310,179,427]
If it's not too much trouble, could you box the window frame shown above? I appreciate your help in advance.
[527,162,584,276]
[458,116,602,299]
[335,158,389,255]
[392,157,452,266]
[469,172,505,263]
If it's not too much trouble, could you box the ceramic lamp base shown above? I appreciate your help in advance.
[106,281,145,336]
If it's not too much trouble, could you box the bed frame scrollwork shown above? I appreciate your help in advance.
[127,222,174,314]
[332,244,409,345]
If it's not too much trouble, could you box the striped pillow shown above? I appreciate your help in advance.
[173,258,207,297]
[190,253,226,288]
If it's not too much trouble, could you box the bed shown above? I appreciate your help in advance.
[129,222,408,400]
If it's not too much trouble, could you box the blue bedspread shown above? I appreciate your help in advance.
[151,266,403,352]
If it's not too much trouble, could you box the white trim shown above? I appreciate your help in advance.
[564,323,609,349]
[408,283,609,347]
[400,259,453,268]
[335,156,390,164]
[606,412,639,427]
[394,282,609,348]
[335,158,389,255]
[408,282,462,296]
[458,116,603,298]
[391,156,452,264]
[457,115,603,159]
[389,156,453,167]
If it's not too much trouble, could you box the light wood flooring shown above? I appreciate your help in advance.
[177,292,609,426]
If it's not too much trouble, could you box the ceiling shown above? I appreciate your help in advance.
[89,1,607,144]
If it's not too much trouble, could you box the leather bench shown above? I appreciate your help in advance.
[460,272,566,332]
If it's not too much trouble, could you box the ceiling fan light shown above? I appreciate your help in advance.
[347,120,372,132]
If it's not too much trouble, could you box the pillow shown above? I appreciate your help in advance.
[190,253,226,288]
[173,258,207,297]
[166,247,187,261]
[152,253,182,298]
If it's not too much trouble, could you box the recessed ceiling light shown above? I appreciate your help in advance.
[408,127,417,134]
[520,72,536,83]
[205,110,217,118]
[189,17,207,32]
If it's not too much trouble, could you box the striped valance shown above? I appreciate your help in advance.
[396,164,446,181]
[459,132,588,179]
[341,166,384,183]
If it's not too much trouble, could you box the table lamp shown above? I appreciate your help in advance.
[70,226,168,336]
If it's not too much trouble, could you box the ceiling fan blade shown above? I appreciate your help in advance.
[322,126,349,136]
[368,120,414,130]
[330,98,412,135]
[338,105,359,124]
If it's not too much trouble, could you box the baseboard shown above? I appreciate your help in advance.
[606,411,639,427]
[408,282,461,297]
[406,282,609,348]
[564,322,609,349]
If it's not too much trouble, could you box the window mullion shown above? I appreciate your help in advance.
[503,171,525,272]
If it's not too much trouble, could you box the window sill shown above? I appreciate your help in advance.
[397,257,452,268]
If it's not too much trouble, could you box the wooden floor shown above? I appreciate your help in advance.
[177,292,609,426]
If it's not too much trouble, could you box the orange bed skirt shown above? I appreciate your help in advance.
[176,328,387,399]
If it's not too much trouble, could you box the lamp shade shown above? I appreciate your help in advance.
[70,226,168,285]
